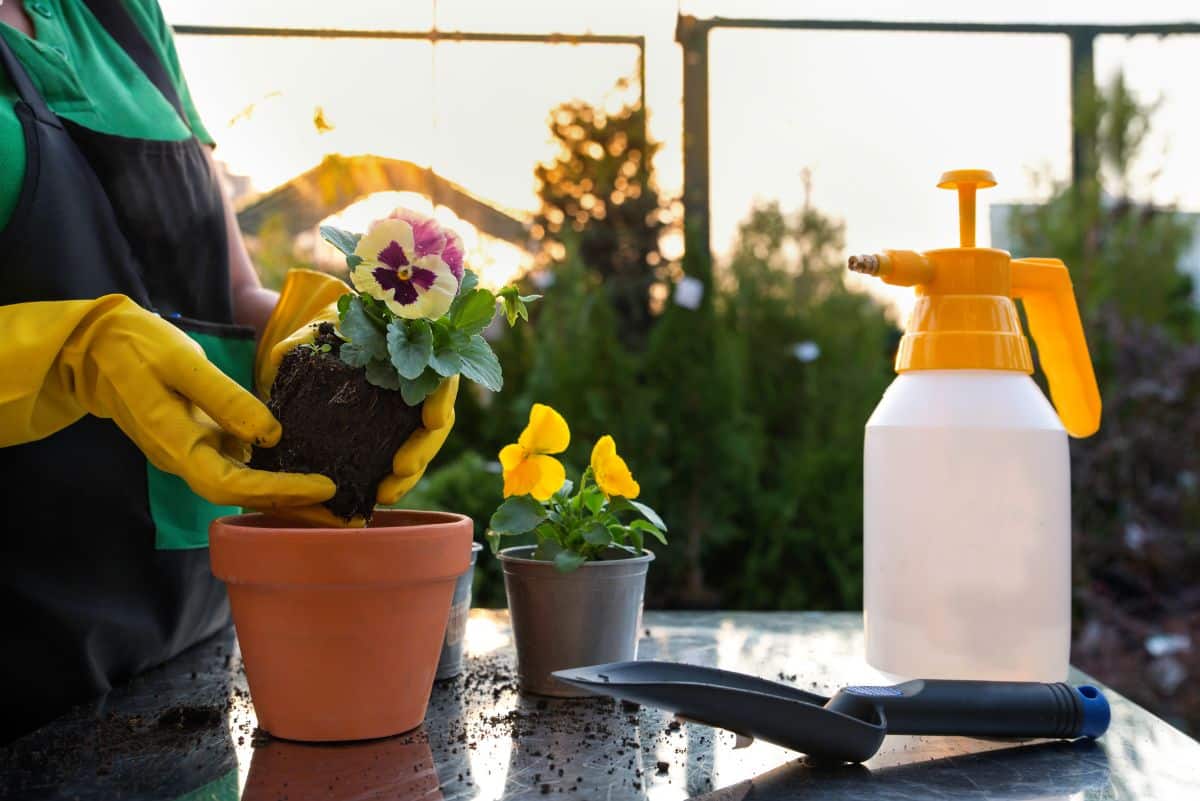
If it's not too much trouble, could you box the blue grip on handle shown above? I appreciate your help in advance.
[1074,685,1110,738]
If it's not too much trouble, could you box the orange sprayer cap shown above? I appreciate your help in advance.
[848,170,1101,437]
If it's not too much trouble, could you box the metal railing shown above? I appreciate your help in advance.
[674,15,1200,285]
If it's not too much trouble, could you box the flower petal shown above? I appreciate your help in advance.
[374,266,420,307]
[590,434,616,467]
[612,472,640,499]
[528,455,566,501]
[355,218,414,264]
[377,239,409,270]
[502,452,540,498]
[409,265,438,291]
[385,258,458,320]
[442,229,465,281]
[410,216,446,259]
[519,404,570,455]
[499,443,525,471]
[591,435,640,499]
[388,208,465,282]
[350,262,390,304]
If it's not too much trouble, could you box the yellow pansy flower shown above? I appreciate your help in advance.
[590,435,640,499]
[500,404,569,501]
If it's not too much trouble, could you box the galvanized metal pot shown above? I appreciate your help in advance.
[499,545,653,696]
[435,541,483,680]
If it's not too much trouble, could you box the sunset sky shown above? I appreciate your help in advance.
[163,0,1200,309]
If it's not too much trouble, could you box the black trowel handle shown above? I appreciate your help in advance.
[827,679,1110,740]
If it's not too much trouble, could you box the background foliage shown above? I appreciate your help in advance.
[1008,77,1200,733]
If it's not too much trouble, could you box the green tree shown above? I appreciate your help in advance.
[707,200,897,608]
[1009,74,1197,341]
[533,91,676,346]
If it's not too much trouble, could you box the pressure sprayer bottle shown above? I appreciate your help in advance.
[849,170,1101,682]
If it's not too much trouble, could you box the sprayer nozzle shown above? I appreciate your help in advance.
[848,254,882,276]
[849,250,933,287]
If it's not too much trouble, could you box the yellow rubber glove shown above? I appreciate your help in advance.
[256,270,460,527]
[0,295,336,509]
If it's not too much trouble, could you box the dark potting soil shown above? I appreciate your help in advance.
[249,323,424,522]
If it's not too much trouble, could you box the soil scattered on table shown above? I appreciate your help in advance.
[156,704,222,731]
[422,651,717,796]
[249,324,424,522]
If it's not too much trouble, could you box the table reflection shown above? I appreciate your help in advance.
[690,740,1110,801]
[243,731,441,801]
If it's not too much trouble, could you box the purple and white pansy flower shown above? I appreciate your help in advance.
[351,214,461,319]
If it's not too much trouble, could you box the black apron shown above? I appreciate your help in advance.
[0,1,254,741]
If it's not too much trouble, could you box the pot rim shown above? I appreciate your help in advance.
[496,544,655,567]
[213,509,471,536]
[210,509,473,587]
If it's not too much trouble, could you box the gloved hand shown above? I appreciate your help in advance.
[256,269,460,527]
[0,295,335,509]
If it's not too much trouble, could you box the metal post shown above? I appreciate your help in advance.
[675,18,1200,201]
[676,15,712,289]
[1069,30,1098,189]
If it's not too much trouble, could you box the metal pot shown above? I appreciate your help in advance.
[435,542,483,680]
[499,545,653,696]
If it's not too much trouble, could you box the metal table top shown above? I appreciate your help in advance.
[3,610,1198,800]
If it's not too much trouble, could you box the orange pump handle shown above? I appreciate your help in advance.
[1010,258,1101,437]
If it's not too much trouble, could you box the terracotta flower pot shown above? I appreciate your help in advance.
[210,510,472,741]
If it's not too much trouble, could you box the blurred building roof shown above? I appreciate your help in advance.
[236,154,531,248]
[991,201,1200,303]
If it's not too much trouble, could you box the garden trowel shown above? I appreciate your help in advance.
[552,661,1110,763]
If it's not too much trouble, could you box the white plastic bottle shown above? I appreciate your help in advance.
[850,170,1101,682]
[864,371,1070,680]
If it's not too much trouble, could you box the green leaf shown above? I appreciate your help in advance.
[387,320,433,380]
[320,225,361,257]
[627,525,644,553]
[360,294,392,327]
[458,335,503,391]
[533,539,562,562]
[337,294,351,316]
[629,500,668,532]
[533,521,561,543]
[339,296,387,362]
[489,495,548,535]
[364,358,400,390]
[554,549,587,573]
[581,521,612,547]
[458,269,480,296]
[497,286,541,327]
[582,487,605,516]
[338,341,372,368]
[429,323,464,377]
[630,519,668,545]
[449,289,497,336]
[399,369,441,405]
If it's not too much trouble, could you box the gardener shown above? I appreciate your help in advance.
[0,1,451,742]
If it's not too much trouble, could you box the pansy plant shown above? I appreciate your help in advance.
[487,404,668,573]
[320,211,540,405]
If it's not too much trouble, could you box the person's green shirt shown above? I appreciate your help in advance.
[0,0,212,230]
